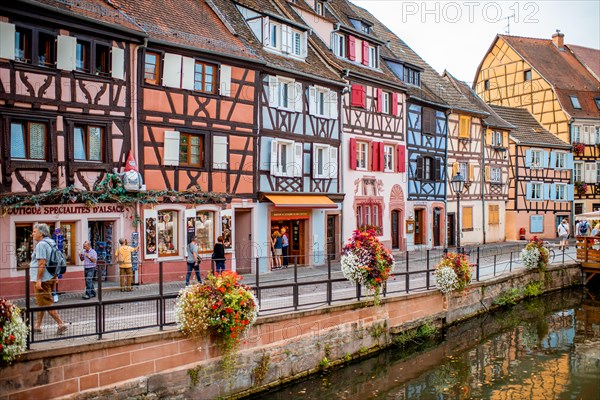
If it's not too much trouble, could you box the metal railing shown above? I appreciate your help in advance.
[14,242,578,346]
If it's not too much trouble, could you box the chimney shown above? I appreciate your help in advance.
[552,29,564,50]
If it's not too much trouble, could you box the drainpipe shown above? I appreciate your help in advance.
[444,109,450,248]
[481,124,487,244]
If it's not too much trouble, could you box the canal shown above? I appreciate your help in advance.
[247,288,600,399]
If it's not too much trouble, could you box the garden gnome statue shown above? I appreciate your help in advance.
[120,150,144,191]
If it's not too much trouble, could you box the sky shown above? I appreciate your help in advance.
[353,0,600,85]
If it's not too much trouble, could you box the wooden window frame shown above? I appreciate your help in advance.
[383,144,394,172]
[10,120,48,161]
[73,125,105,162]
[76,40,90,73]
[179,133,206,168]
[13,24,57,68]
[382,91,390,114]
[356,141,368,170]
[144,51,161,85]
[530,182,543,201]
[193,60,217,94]
[15,26,32,63]
[332,33,345,57]
[524,69,532,81]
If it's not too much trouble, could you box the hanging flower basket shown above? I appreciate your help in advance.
[520,236,549,271]
[175,272,258,374]
[341,229,394,305]
[572,142,585,156]
[574,181,588,195]
[0,298,28,367]
[435,252,473,295]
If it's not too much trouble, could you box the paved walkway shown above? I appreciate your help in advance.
[17,240,579,348]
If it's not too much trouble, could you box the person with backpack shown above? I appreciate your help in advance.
[557,219,570,251]
[30,223,67,335]
[579,220,590,237]
[212,236,226,274]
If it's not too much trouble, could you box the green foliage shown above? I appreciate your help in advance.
[393,322,438,348]
[524,281,544,298]
[324,344,331,359]
[494,288,521,307]
[368,322,387,340]
[318,357,330,370]
[0,179,229,215]
[252,353,271,386]
[343,353,351,362]
[187,365,202,388]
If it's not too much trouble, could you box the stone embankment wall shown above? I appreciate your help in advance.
[0,265,581,400]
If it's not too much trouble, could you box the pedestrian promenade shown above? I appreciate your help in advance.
[12,240,578,349]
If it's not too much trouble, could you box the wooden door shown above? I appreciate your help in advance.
[415,209,424,245]
[290,220,305,265]
[391,210,399,249]
[234,209,252,273]
[433,207,441,247]
[447,213,456,247]
[326,215,336,260]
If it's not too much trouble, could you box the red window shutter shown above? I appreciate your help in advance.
[392,92,398,116]
[376,88,382,113]
[349,138,357,170]
[351,84,366,108]
[378,142,385,171]
[397,144,406,173]
[370,141,377,171]
[347,36,356,61]
[362,41,369,66]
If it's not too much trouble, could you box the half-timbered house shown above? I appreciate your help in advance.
[111,0,261,275]
[491,106,573,240]
[290,0,408,250]
[444,73,512,244]
[215,0,346,269]
[474,32,600,216]
[0,0,144,297]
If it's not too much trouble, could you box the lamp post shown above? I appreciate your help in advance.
[451,172,466,253]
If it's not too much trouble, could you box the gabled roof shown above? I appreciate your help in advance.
[15,0,144,34]
[476,34,600,120]
[347,1,488,113]
[211,0,345,85]
[110,0,257,60]
[282,0,404,89]
[443,72,517,130]
[567,44,600,82]
[490,105,570,149]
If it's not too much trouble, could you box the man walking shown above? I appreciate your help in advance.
[186,237,201,285]
[81,241,97,299]
[30,223,67,335]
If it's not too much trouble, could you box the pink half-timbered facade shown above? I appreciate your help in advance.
[0,0,144,297]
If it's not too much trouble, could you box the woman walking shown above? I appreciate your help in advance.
[272,230,283,270]
[212,236,226,274]
[557,219,570,250]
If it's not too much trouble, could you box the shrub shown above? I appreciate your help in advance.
[435,252,472,294]
[521,237,548,271]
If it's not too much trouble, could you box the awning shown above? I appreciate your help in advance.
[575,211,600,221]
[265,194,337,209]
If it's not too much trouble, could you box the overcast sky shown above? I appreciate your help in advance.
[353,0,600,85]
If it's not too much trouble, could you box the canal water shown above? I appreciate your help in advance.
[248,288,600,399]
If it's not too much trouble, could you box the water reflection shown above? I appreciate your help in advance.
[249,288,600,400]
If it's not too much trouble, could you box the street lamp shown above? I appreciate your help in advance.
[451,172,466,253]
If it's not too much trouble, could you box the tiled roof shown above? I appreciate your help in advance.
[444,72,516,130]
[280,0,404,88]
[490,105,570,149]
[346,0,488,113]
[20,0,144,33]
[568,44,600,81]
[499,34,600,119]
[110,0,257,60]
[211,0,345,84]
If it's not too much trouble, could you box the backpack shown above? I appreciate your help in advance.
[43,238,67,276]
[580,222,589,235]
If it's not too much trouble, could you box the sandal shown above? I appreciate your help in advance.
[33,327,42,333]
[57,325,68,335]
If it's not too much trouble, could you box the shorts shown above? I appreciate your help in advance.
[274,248,282,256]
[35,278,56,307]
[559,234,568,240]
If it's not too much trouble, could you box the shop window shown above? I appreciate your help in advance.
[194,61,216,93]
[10,121,47,160]
[74,125,103,161]
[195,210,215,253]
[157,210,179,257]
[15,223,74,269]
[144,51,161,84]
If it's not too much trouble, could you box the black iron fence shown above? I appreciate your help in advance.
[12,242,578,346]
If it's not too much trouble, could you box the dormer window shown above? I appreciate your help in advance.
[403,65,421,87]
[368,45,377,68]
[266,21,306,58]
[332,33,345,57]
[315,1,324,16]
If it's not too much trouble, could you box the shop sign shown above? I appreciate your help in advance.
[271,211,310,219]
[6,205,125,215]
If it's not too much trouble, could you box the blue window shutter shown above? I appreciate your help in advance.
[566,153,574,169]
[543,183,550,200]
[525,150,532,167]
[549,152,556,169]
[549,184,556,200]
[567,184,574,201]
[542,151,549,168]
[526,183,532,200]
